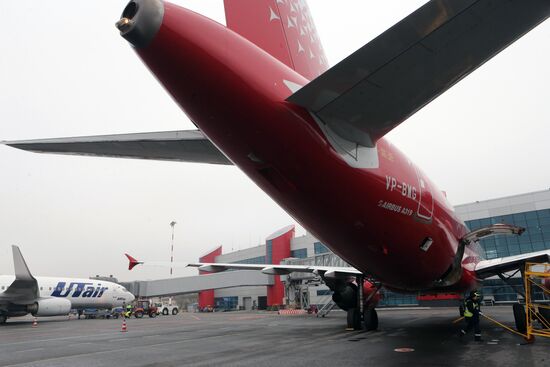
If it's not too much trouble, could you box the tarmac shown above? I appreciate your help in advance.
[0,307,548,367]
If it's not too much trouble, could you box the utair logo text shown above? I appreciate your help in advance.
[50,282,108,298]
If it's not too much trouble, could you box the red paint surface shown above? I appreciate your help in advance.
[266,226,295,306]
[363,280,381,307]
[135,2,479,294]
[198,246,222,309]
[417,293,461,301]
[224,0,327,80]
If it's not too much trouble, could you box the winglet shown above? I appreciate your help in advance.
[125,253,143,271]
[12,245,35,281]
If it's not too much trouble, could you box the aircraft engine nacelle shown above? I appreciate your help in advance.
[329,280,380,311]
[28,298,72,316]
[330,282,357,311]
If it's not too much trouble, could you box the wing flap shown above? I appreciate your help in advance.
[287,0,550,147]
[3,130,233,165]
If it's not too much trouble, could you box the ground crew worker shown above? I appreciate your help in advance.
[461,290,482,341]
[125,303,133,318]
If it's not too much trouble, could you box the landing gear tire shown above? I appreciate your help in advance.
[0,315,7,324]
[363,307,378,331]
[347,308,362,330]
[513,303,527,334]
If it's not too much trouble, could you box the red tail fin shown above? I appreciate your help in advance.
[224,0,328,81]
[125,253,142,271]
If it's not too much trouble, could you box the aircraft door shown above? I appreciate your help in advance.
[416,176,434,221]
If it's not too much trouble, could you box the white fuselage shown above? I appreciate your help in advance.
[0,275,134,310]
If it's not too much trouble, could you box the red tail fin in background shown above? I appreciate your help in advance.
[125,253,142,271]
[224,0,328,81]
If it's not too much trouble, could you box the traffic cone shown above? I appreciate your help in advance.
[32,317,38,328]
[121,318,127,332]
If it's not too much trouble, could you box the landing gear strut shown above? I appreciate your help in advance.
[346,308,362,330]
[0,314,7,325]
[345,276,379,331]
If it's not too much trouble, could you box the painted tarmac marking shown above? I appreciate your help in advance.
[190,315,201,321]
[394,347,415,352]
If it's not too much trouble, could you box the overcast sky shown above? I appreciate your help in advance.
[1,1,549,281]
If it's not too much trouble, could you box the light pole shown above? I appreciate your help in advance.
[170,221,177,276]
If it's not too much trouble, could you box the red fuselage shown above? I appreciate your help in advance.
[132,3,478,292]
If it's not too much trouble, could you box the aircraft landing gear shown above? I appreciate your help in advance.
[363,307,378,331]
[346,308,362,330]
[512,303,527,334]
[346,276,380,331]
[0,314,7,324]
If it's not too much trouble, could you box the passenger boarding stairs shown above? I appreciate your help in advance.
[316,296,337,318]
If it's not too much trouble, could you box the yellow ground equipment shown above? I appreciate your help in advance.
[523,262,550,341]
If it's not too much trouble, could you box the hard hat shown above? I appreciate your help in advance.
[470,290,480,297]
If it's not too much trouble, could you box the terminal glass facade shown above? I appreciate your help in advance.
[465,208,550,259]
[314,242,330,255]
[290,248,308,259]
[233,256,266,264]
[379,290,418,306]
[214,296,238,310]
[266,241,273,263]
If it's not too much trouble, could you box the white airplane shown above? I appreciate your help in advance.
[0,246,135,324]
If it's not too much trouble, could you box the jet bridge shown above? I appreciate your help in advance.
[122,270,273,298]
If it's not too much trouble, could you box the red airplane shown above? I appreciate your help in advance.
[5,0,550,330]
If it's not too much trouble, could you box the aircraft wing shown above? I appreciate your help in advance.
[287,0,550,147]
[185,262,362,278]
[474,250,550,279]
[125,254,361,278]
[0,246,39,304]
[3,130,233,165]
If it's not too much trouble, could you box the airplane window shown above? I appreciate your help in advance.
[49,287,52,291]
[40,287,43,290]
[1,286,4,290]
